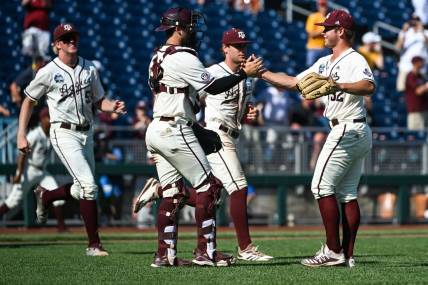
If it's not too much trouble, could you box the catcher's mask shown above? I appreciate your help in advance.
[155,7,205,49]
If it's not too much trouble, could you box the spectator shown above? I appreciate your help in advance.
[132,100,151,139]
[0,105,11,117]
[395,14,428,92]
[231,0,262,14]
[305,0,330,67]
[412,0,428,27]
[21,0,52,59]
[10,56,46,108]
[10,56,46,128]
[358,32,384,71]
[405,55,428,130]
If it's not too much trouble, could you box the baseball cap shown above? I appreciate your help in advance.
[38,107,50,120]
[362,32,381,44]
[53,23,79,42]
[136,100,147,109]
[315,9,355,31]
[222,28,251,45]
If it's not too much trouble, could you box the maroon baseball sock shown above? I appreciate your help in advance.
[318,195,341,253]
[230,188,252,250]
[53,206,67,232]
[185,186,197,207]
[195,190,216,252]
[341,200,360,258]
[0,203,9,216]
[79,199,101,247]
[42,183,73,206]
[156,198,178,257]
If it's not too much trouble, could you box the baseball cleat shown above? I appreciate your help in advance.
[133,178,160,213]
[346,257,356,268]
[151,253,192,268]
[192,249,235,267]
[86,245,109,256]
[237,244,273,261]
[301,244,345,267]
[34,186,49,224]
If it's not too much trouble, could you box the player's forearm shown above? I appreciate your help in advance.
[204,70,247,95]
[261,71,298,90]
[97,98,114,112]
[337,80,375,96]
[17,98,34,136]
[15,153,27,179]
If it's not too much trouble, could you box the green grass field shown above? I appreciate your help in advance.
[0,228,427,284]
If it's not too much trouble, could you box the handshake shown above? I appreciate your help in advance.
[240,54,266,78]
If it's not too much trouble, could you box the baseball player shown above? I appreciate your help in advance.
[0,108,67,231]
[143,7,262,267]
[135,28,273,262]
[17,23,126,256]
[260,10,375,268]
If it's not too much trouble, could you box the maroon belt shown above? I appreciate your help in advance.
[159,85,187,94]
[60,122,90,132]
[219,124,239,139]
[331,118,366,127]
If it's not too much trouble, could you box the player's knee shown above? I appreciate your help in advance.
[337,191,357,203]
[80,183,98,200]
[311,185,335,200]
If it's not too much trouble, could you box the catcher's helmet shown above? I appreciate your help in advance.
[155,7,203,32]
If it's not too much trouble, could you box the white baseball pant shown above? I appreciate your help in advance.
[311,122,372,202]
[50,124,97,200]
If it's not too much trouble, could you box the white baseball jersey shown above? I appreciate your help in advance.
[26,126,51,169]
[204,62,252,130]
[149,45,215,122]
[297,48,375,121]
[24,57,105,126]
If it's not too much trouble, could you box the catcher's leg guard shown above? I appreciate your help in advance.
[195,174,223,258]
[156,181,186,261]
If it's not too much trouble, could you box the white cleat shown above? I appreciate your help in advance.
[133,178,160,213]
[346,257,356,268]
[86,246,109,256]
[301,244,345,267]
[237,244,273,261]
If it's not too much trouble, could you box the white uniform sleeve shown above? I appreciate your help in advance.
[351,54,375,84]
[169,52,214,92]
[90,66,105,103]
[296,58,324,80]
[23,67,51,101]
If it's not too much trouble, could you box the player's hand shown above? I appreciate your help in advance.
[17,134,31,154]
[113,100,127,115]
[12,175,21,184]
[245,103,258,122]
[243,57,264,77]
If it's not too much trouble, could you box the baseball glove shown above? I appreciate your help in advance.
[296,72,339,100]
[191,123,222,155]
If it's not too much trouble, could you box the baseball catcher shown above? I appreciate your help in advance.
[296,72,339,100]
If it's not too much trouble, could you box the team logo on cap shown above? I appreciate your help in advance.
[54,73,64,83]
[238,31,246,39]
[63,24,72,31]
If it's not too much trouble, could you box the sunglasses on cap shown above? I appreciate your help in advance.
[59,33,79,43]
[323,25,341,32]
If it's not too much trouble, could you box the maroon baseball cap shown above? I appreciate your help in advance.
[222,28,251,45]
[315,10,355,31]
[53,23,79,42]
